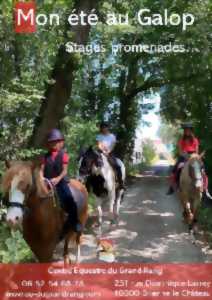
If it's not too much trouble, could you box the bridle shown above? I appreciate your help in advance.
[6,172,57,212]
[79,150,103,177]
[189,159,203,190]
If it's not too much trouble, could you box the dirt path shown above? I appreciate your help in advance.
[55,161,212,262]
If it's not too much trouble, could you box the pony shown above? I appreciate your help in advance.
[2,161,88,263]
[179,154,204,230]
[78,147,126,227]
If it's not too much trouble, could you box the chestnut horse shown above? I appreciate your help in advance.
[2,161,88,263]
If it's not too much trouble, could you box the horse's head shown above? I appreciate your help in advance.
[79,146,103,180]
[188,154,203,191]
[2,161,34,227]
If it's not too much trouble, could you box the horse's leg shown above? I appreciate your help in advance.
[75,233,81,263]
[179,190,190,222]
[186,201,194,224]
[97,205,103,225]
[192,192,202,224]
[63,237,70,264]
[97,204,103,236]
[108,188,116,221]
[64,232,76,264]
[114,189,124,221]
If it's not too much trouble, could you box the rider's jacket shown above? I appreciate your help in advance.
[42,149,69,181]
[178,137,199,154]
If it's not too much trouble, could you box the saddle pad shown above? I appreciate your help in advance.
[69,185,85,214]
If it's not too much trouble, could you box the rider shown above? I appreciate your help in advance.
[96,122,124,189]
[167,122,200,195]
[40,129,82,237]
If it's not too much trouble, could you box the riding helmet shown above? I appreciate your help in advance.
[182,122,194,129]
[100,121,109,129]
[47,129,64,142]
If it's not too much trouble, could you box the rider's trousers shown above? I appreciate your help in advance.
[56,179,79,226]
[107,154,123,184]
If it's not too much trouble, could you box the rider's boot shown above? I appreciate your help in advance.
[166,186,174,195]
[117,176,126,190]
[59,217,83,241]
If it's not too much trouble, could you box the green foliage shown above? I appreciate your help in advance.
[0,80,43,160]
[158,122,179,147]
[125,162,146,176]
[142,139,157,166]
[198,207,212,246]
[158,0,212,185]
[62,117,98,176]
[0,215,34,263]
[199,207,212,232]
[88,193,96,213]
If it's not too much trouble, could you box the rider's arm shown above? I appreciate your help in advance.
[96,134,109,153]
[195,138,200,154]
[50,164,68,186]
[39,163,45,179]
[97,140,103,150]
[178,139,184,156]
[39,162,68,185]
[108,134,117,153]
[51,153,69,186]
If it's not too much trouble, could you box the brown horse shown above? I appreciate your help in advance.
[2,161,88,263]
[179,154,204,230]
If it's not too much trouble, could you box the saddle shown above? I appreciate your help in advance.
[44,179,85,214]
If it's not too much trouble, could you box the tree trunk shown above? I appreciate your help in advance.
[115,56,140,160]
[115,95,137,160]
[29,0,99,147]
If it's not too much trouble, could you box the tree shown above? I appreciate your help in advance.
[30,0,100,147]
[142,139,157,166]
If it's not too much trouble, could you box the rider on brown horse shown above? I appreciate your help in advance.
[167,123,200,195]
[40,129,82,237]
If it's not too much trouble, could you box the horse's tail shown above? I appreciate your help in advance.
[205,189,212,200]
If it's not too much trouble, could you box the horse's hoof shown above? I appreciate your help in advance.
[110,219,116,225]
[108,211,115,219]
[188,224,193,232]
[64,255,70,265]
[75,257,81,264]
[111,216,119,225]
[92,222,101,228]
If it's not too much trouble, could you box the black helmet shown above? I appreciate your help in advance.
[182,122,194,129]
[100,121,109,129]
[47,129,64,142]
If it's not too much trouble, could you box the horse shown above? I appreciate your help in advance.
[78,147,126,228]
[2,161,88,263]
[179,154,204,230]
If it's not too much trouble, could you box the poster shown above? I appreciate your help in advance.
[0,1,212,299]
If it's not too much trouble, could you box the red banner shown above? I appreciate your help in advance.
[14,2,36,33]
[0,263,212,300]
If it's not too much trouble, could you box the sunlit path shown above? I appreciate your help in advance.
[54,161,212,263]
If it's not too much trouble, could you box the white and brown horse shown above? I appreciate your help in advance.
[179,154,204,229]
[2,161,88,263]
[78,147,126,228]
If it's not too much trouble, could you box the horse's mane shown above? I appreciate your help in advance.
[33,167,50,197]
[2,161,49,197]
[2,162,32,194]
